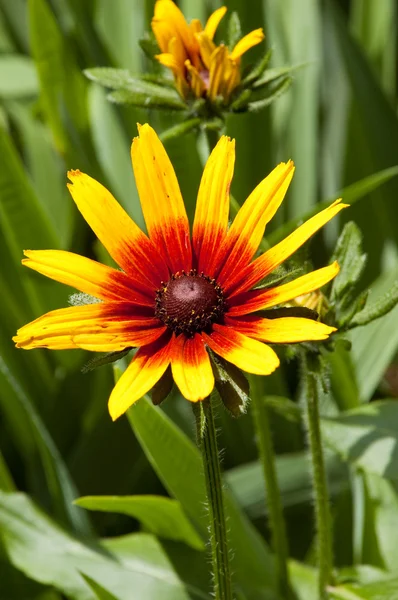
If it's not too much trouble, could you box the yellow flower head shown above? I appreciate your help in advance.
[14,125,346,421]
[151,0,264,102]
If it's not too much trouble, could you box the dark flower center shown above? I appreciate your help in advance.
[155,270,226,337]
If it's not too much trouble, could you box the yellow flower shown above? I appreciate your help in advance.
[13,124,346,421]
[151,0,264,101]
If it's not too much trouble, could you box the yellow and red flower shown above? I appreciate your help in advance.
[151,0,264,101]
[14,124,346,420]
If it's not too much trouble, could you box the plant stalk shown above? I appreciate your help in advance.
[302,352,333,598]
[251,377,291,599]
[194,399,233,600]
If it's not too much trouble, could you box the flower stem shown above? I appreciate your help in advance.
[251,376,292,599]
[193,398,233,600]
[302,352,333,598]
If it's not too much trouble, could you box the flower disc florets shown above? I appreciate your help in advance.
[155,270,226,337]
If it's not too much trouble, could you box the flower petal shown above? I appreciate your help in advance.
[22,250,153,304]
[203,324,280,375]
[192,136,235,274]
[152,0,196,58]
[67,170,167,291]
[229,262,340,316]
[208,45,228,100]
[13,302,165,351]
[228,199,347,297]
[131,124,192,273]
[109,333,173,420]
[171,333,214,401]
[204,6,227,41]
[230,28,264,60]
[216,161,294,287]
[225,314,336,342]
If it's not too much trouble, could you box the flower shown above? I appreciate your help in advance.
[151,0,264,102]
[13,124,346,421]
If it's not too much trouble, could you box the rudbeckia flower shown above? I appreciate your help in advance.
[152,0,264,101]
[14,124,346,420]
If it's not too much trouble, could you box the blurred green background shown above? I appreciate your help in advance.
[1,0,398,599]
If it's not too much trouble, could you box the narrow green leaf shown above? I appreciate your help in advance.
[227,12,242,51]
[75,495,204,550]
[159,118,201,143]
[350,281,398,328]
[247,78,292,112]
[252,63,307,89]
[0,451,16,491]
[108,88,186,110]
[349,267,398,401]
[331,222,366,301]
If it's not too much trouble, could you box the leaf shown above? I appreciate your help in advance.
[331,222,367,302]
[81,576,120,600]
[247,77,292,112]
[0,54,38,97]
[252,63,307,89]
[227,12,242,51]
[267,166,398,247]
[126,396,277,598]
[263,396,302,423]
[159,118,201,144]
[330,579,398,600]
[349,280,398,328]
[349,267,398,402]
[75,495,204,550]
[321,400,398,479]
[108,88,186,111]
[212,355,250,417]
[0,492,209,600]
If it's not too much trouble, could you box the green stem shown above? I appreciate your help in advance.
[194,399,233,600]
[251,377,291,599]
[302,352,333,598]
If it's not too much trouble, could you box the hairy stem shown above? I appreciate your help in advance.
[302,352,333,598]
[251,377,291,599]
[194,399,233,600]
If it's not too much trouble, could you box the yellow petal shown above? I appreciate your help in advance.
[152,0,199,66]
[171,333,214,401]
[109,334,173,420]
[67,170,168,291]
[208,45,228,100]
[22,249,152,304]
[226,315,336,342]
[230,28,264,60]
[204,6,227,40]
[229,199,347,297]
[229,262,340,316]
[131,124,192,273]
[216,161,295,287]
[196,31,216,70]
[192,135,235,274]
[14,303,165,351]
[203,324,280,376]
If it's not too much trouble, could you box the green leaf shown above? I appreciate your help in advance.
[252,63,307,89]
[84,67,145,89]
[330,579,398,599]
[75,495,204,550]
[227,12,242,51]
[108,88,186,111]
[0,451,16,491]
[349,267,398,401]
[349,280,398,328]
[241,49,272,87]
[267,166,398,247]
[289,560,318,600]
[126,396,277,598]
[321,400,398,479]
[331,222,367,302]
[0,492,209,600]
[0,54,38,97]
[159,118,201,144]
[81,576,120,600]
[263,396,302,423]
[247,78,292,112]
